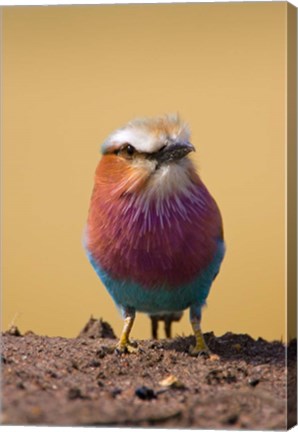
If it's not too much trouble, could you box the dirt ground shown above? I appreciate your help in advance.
[1,317,296,429]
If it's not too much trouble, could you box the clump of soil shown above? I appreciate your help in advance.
[1,318,296,429]
[78,316,116,340]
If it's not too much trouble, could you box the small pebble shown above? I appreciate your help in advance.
[88,359,101,368]
[71,360,79,370]
[68,387,85,400]
[232,343,242,352]
[16,381,26,390]
[135,386,157,400]
[224,413,239,425]
[248,377,260,387]
[111,387,122,397]
[7,326,22,337]
[159,375,185,389]
[209,354,220,361]
[96,348,107,359]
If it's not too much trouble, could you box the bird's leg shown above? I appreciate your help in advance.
[150,316,159,339]
[116,306,137,354]
[164,316,172,339]
[189,305,210,356]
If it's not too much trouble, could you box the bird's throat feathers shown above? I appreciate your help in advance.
[93,153,199,201]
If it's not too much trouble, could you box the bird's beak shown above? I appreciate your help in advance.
[152,141,195,166]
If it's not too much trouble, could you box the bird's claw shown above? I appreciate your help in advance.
[115,340,138,354]
[189,344,211,357]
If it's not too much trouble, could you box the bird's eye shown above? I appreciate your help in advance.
[125,144,135,156]
[114,143,136,158]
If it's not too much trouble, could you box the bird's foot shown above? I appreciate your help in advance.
[189,344,220,360]
[115,339,138,354]
[189,317,213,357]
[189,343,211,357]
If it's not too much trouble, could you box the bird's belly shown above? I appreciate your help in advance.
[86,240,225,313]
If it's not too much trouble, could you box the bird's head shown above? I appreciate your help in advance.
[95,114,198,198]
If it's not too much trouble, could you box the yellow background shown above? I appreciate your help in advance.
[2,3,288,341]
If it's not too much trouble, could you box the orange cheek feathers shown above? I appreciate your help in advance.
[94,154,150,196]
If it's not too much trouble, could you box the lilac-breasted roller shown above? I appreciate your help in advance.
[85,114,225,355]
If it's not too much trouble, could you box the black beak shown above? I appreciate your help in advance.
[151,142,195,167]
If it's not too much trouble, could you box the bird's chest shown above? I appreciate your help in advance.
[87,188,219,289]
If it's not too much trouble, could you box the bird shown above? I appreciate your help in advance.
[149,312,183,339]
[84,114,225,355]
